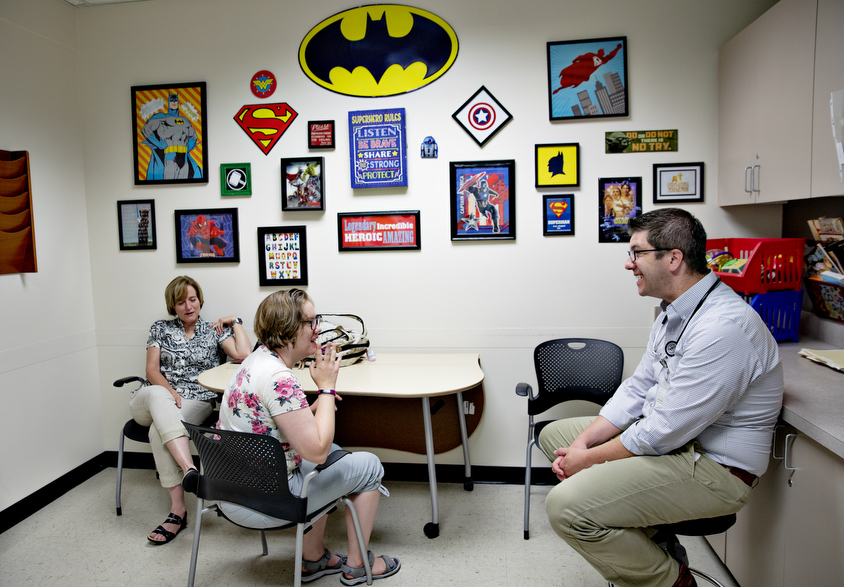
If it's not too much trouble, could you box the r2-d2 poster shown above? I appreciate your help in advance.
[348,108,408,189]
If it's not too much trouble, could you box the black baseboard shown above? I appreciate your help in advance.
[1,451,555,534]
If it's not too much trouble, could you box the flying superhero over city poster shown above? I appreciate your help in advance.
[131,82,209,185]
[546,37,628,121]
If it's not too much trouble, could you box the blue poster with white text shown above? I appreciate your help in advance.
[349,108,408,189]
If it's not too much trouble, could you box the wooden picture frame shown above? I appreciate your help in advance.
[547,37,628,121]
[257,225,308,286]
[131,82,208,185]
[117,199,156,250]
[450,160,515,241]
[174,208,240,263]
[535,143,580,187]
[653,162,704,203]
[337,211,421,252]
[543,195,575,236]
[281,157,325,211]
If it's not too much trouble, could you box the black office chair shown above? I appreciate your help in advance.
[515,338,623,539]
[608,514,737,587]
[112,376,217,516]
[181,422,373,587]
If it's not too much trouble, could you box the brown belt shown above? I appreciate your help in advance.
[725,465,757,487]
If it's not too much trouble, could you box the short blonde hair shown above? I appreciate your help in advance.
[254,288,311,350]
[164,276,204,316]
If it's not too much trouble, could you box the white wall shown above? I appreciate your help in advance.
[0,0,103,510]
[1,0,782,509]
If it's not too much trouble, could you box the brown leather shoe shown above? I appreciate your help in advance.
[671,562,697,587]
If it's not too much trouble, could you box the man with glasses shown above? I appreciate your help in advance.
[538,208,783,587]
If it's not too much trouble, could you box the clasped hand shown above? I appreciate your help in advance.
[551,446,592,481]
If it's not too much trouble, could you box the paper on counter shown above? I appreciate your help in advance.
[799,348,844,373]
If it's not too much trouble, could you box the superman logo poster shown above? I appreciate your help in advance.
[234,103,298,155]
[299,4,458,97]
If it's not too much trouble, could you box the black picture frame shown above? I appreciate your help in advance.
[535,143,580,188]
[653,162,704,203]
[308,120,335,149]
[117,199,156,250]
[452,86,513,147]
[281,157,325,211]
[257,225,308,286]
[337,211,421,252]
[547,37,628,121]
[449,160,515,241]
[543,195,575,236]
[174,208,240,263]
[598,177,642,244]
[131,81,209,185]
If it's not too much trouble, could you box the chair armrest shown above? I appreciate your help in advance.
[113,375,145,388]
[316,450,350,471]
[515,382,532,397]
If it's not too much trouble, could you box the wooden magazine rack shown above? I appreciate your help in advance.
[0,150,37,274]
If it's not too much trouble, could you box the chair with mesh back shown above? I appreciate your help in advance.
[113,376,218,516]
[515,338,624,539]
[181,422,372,587]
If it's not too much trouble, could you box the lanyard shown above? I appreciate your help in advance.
[664,277,721,357]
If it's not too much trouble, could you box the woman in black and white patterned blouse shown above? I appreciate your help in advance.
[129,275,251,544]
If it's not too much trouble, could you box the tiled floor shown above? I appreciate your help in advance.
[0,469,739,586]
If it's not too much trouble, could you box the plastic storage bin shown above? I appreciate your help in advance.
[742,290,803,342]
[706,238,805,295]
[805,278,844,324]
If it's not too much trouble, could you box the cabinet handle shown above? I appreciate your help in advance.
[744,166,753,195]
[772,424,786,460]
[752,165,761,194]
[784,433,798,471]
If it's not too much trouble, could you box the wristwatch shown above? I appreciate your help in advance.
[231,317,243,325]
[318,389,336,396]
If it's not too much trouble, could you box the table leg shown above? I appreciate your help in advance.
[455,391,473,491]
[421,396,439,539]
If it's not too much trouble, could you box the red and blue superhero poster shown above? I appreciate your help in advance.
[131,82,208,185]
[546,37,628,121]
[174,208,240,263]
[449,160,516,241]
[348,108,408,189]
[543,195,575,236]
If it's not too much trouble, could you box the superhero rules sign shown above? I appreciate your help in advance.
[349,108,408,189]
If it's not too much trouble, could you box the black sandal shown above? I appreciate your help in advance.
[181,467,199,493]
[147,512,188,545]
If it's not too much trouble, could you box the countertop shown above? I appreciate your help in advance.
[778,312,844,459]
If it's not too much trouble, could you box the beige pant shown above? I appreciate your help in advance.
[128,385,213,488]
[538,416,752,587]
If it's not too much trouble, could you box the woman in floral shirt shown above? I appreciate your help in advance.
[217,289,400,585]
[129,275,251,544]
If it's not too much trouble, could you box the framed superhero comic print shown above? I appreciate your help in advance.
[337,211,421,252]
[450,160,515,241]
[257,225,308,286]
[174,208,240,263]
[547,37,628,121]
[117,199,157,250]
[220,163,252,197]
[598,177,642,244]
[653,162,704,203]
[131,82,209,185]
[543,195,574,236]
[281,157,325,211]
[535,143,580,188]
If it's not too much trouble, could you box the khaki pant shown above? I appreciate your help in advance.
[128,385,213,488]
[538,416,752,587]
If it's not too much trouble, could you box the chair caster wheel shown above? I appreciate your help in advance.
[424,522,439,539]
[464,478,473,491]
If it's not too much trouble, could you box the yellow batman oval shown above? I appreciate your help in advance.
[299,4,459,97]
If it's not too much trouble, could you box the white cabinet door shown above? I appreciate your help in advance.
[811,0,844,198]
[718,0,816,206]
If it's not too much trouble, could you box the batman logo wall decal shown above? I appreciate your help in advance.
[299,4,458,97]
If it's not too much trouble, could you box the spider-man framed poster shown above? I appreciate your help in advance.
[174,208,240,263]
[547,37,628,121]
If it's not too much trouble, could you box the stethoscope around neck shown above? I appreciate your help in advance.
[663,277,721,357]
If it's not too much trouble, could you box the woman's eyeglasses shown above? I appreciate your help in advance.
[302,315,323,330]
